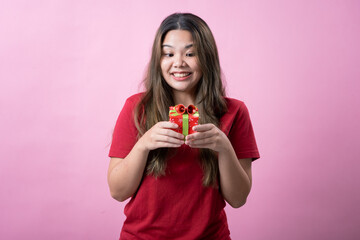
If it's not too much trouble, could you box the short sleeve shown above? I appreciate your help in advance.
[223,99,260,161]
[108,96,140,158]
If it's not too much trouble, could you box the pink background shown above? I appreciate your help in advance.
[1,0,359,239]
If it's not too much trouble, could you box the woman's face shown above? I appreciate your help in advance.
[160,30,202,99]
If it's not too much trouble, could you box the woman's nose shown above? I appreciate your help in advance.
[173,54,185,67]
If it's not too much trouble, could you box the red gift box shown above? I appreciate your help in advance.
[169,104,199,136]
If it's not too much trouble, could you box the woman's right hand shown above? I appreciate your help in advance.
[108,121,183,202]
[139,121,184,151]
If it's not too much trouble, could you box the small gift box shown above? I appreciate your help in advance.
[169,104,199,136]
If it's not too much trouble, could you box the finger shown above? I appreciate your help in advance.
[192,124,214,132]
[158,121,179,129]
[187,137,217,149]
[186,143,212,149]
[187,137,215,146]
[155,141,183,148]
[186,131,213,141]
[159,128,184,140]
[155,135,185,145]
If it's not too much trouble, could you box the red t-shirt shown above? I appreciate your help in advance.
[109,93,260,240]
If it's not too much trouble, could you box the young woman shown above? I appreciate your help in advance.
[108,13,260,240]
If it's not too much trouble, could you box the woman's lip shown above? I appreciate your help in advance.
[171,72,192,81]
[171,72,191,74]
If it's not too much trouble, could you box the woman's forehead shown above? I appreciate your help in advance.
[162,30,194,48]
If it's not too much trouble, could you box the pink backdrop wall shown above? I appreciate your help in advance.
[1,0,359,239]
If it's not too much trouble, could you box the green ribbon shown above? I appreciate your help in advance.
[169,109,199,136]
[183,113,189,136]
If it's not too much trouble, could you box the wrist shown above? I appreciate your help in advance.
[217,140,239,166]
[135,137,151,155]
[217,133,233,154]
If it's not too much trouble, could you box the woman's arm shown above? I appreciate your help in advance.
[218,147,252,208]
[107,142,149,202]
[185,124,252,208]
[107,122,184,202]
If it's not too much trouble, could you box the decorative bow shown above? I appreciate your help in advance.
[173,104,198,115]
[169,104,199,136]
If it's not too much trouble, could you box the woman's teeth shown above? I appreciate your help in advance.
[172,73,191,77]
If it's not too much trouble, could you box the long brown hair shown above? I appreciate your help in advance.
[134,13,227,186]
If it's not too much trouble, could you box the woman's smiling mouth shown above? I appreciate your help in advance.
[171,72,192,80]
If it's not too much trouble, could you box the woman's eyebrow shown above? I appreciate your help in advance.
[162,44,194,49]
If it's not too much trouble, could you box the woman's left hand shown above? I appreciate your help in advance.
[185,124,231,153]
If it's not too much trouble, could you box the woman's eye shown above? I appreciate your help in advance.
[163,53,174,57]
[186,53,195,57]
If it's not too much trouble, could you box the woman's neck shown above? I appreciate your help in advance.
[173,91,196,106]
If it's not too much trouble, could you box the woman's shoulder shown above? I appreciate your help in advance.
[119,92,145,112]
[221,97,252,135]
[224,97,247,112]
[125,92,145,104]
